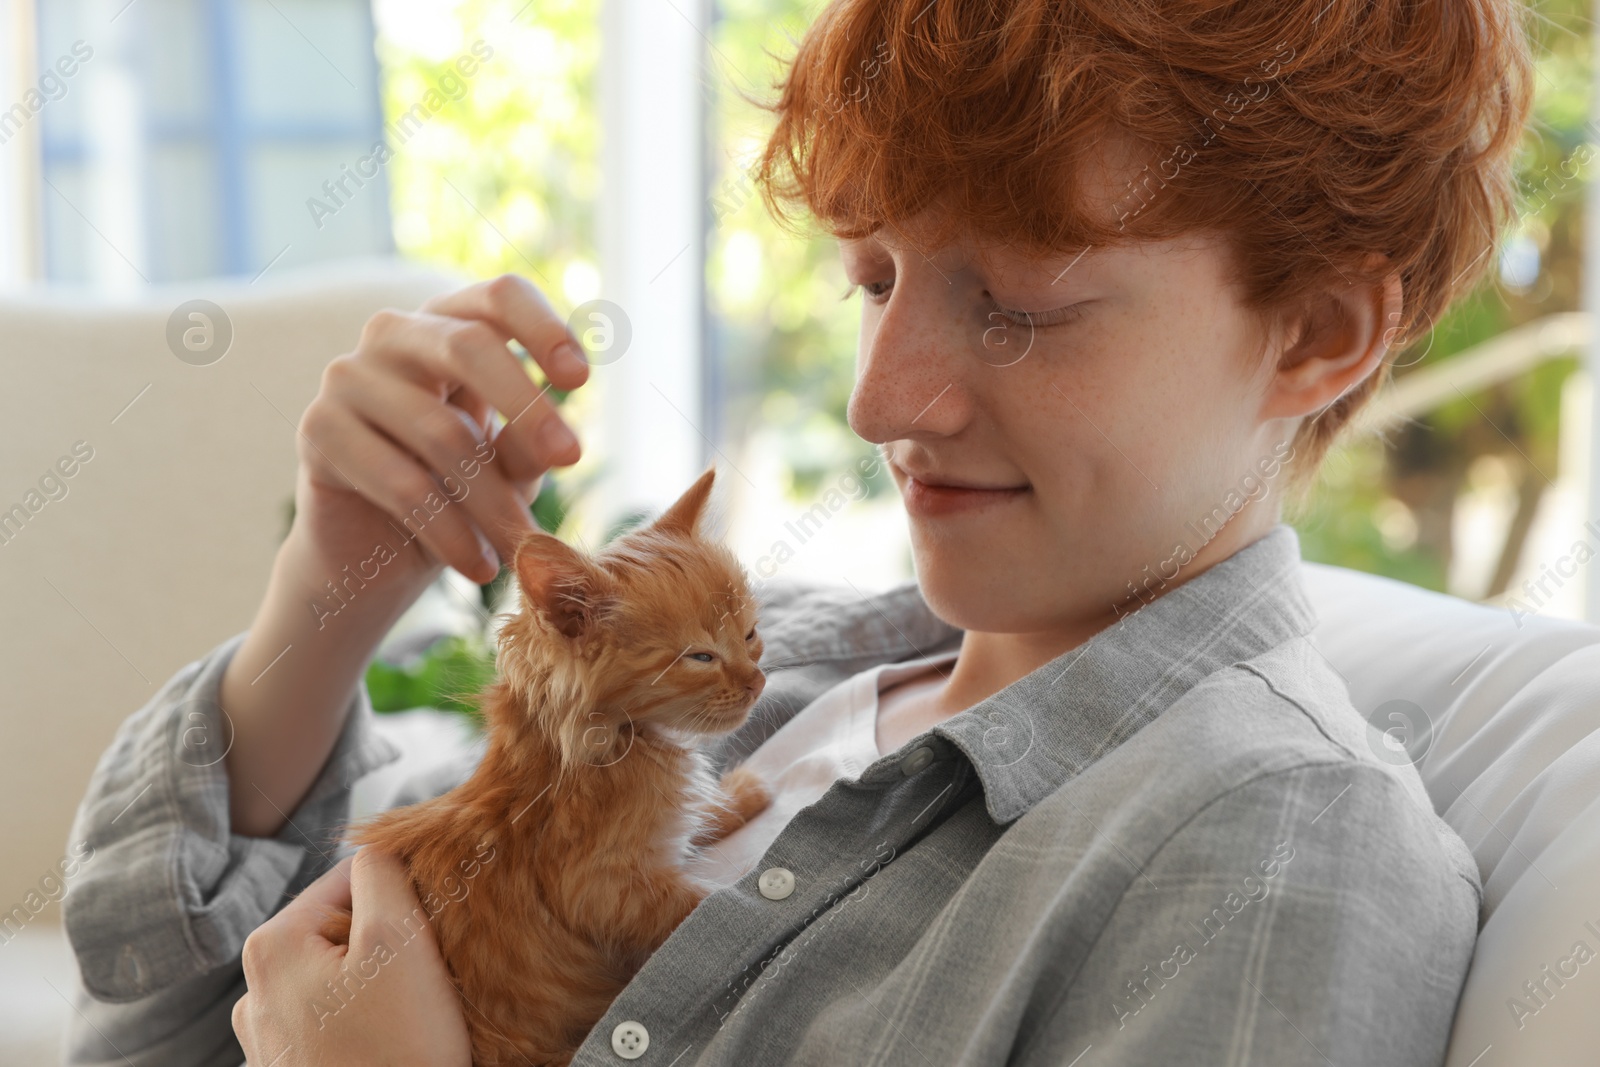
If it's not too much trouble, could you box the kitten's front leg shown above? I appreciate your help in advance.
[689,763,772,848]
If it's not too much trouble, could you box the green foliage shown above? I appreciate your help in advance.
[367,468,590,715]
[707,1,880,498]
[378,0,600,289]
[1290,1,1594,590]
[366,633,498,716]
[530,476,571,535]
[603,508,653,543]
[1293,438,1448,591]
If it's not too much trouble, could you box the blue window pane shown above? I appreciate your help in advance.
[237,0,380,127]
[36,0,390,283]
[32,0,92,144]
[248,140,392,269]
[147,142,223,279]
[141,0,211,127]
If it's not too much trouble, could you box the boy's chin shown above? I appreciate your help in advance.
[911,554,1033,634]
[912,549,1122,638]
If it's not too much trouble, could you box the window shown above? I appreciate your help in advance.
[34,0,391,285]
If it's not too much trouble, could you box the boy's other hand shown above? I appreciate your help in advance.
[233,851,471,1067]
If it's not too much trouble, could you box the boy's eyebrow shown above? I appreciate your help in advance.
[973,244,1100,292]
[1048,245,1095,285]
[838,233,895,260]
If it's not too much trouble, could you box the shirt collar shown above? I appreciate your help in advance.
[764,524,1318,825]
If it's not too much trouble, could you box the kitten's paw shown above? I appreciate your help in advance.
[689,764,773,847]
[722,763,773,824]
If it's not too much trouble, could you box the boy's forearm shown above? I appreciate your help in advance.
[221,527,437,837]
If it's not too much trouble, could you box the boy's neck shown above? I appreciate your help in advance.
[934,509,1279,717]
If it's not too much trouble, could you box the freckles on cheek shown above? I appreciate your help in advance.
[1019,353,1149,478]
[1002,387,1121,506]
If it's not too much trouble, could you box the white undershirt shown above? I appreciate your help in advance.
[686,648,960,889]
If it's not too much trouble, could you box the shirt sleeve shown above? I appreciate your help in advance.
[1013,761,1480,1067]
[59,630,402,1065]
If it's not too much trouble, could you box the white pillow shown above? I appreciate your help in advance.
[1302,562,1600,1066]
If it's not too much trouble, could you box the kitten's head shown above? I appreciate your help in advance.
[500,468,766,769]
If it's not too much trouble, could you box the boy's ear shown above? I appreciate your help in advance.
[650,466,716,538]
[514,532,606,638]
[1261,257,1403,422]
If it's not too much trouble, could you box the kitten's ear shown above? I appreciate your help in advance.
[651,466,716,538]
[514,533,607,638]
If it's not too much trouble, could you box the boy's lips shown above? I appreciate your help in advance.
[889,458,1031,517]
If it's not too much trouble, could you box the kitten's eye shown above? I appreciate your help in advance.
[745,628,757,641]
[685,652,716,663]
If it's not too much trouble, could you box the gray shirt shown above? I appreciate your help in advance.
[60,525,1481,1066]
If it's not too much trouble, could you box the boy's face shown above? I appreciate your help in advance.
[841,205,1298,637]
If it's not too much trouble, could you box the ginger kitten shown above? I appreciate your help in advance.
[323,468,772,1065]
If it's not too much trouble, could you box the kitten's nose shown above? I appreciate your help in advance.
[744,673,766,700]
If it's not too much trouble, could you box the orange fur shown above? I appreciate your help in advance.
[321,469,771,1065]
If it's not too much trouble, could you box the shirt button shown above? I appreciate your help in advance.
[758,866,795,900]
[611,1020,650,1059]
[899,745,935,776]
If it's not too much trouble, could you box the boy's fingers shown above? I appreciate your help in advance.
[262,855,353,942]
[427,274,591,392]
[349,848,432,953]
[369,312,583,487]
[303,408,503,584]
[338,363,538,564]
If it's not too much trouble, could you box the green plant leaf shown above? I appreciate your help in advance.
[366,634,498,717]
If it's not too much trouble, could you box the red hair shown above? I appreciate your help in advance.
[752,0,1536,463]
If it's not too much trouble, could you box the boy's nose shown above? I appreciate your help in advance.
[847,332,975,445]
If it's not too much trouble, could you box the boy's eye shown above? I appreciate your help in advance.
[686,652,716,663]
[850,278,1089,329]
[982,295,1091,328]
[844,279,893,304]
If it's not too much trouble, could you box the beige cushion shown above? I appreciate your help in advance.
[0,257,461,912]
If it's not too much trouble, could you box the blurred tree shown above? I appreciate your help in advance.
[376,0,606,529]
[377,0,599,289]
[709,0,897,500]
[1299,0,1592,595]
[365,0,604,712]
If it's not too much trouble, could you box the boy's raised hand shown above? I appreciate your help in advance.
[221,272,590,840]
[294,272,591,589]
